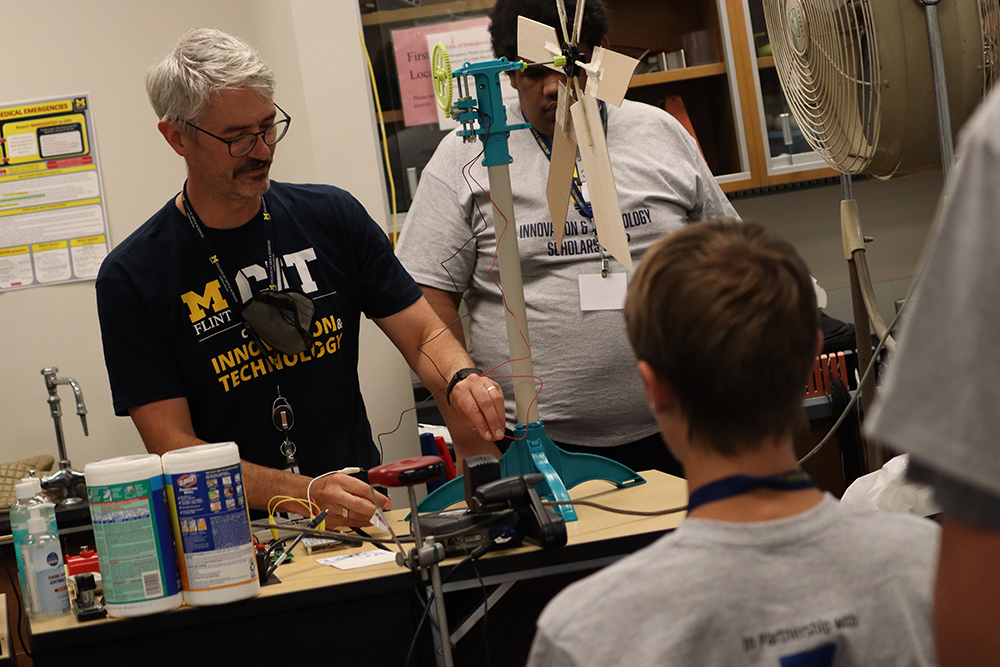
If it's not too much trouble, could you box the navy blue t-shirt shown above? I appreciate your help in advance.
[96,182,422,475]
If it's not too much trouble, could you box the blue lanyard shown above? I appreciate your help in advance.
[686,469,816,513]
[526,101,608,221]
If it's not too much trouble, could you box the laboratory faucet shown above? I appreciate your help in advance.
[40,367,88,505]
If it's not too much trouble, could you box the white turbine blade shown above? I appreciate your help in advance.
[569,95,633,272]
[548,85,577,249]
[555,79,572,134]
[518,16,562,66]
[583,46,640,107]
[571,0,586,46]
[554,0,571,46]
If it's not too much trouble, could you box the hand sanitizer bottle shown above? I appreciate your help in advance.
[20,504,71,619]
[10,478,58,600]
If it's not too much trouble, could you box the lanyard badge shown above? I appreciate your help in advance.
[273,394,299,474]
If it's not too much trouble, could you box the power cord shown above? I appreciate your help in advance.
[799,303,905,465]
[544,498,688,516]
[0,545,32,659]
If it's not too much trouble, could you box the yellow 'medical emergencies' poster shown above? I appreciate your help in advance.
[0,94,111,290]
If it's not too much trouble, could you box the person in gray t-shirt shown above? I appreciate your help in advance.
[866,84,1000,666]
[527,221,939,667]
[395,0,737,474]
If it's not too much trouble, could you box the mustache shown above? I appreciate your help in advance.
[233,157,271,177]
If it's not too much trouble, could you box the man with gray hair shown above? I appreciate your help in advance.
[96,29,506,524]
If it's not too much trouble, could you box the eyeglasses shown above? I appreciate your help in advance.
[185,104,291,157]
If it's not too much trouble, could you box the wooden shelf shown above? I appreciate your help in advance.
[361,0,836,193]
[371,63,728,123]
[361,0,494,25]
[629,62,727,88]
[376,109,405,123]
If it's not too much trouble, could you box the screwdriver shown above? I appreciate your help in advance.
[266,509,328,580]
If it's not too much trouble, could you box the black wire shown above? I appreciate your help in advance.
[354,527,392,552]
[262,534,297,562]
[404,538,498,667]
[415,107,495,380]
[408,106,493,396]
[249,520,394,545]
[460,541,492,667]
[0,545,32,659]
[249,510,516,548]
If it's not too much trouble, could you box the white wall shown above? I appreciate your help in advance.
[0,1,420,481]
[731,169,943,325]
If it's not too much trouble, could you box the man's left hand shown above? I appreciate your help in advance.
[450,374,506,441]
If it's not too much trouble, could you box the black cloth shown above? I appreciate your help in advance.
[908,458,1000,528]
[820,311,857,355]
[554,434,685,478]
[96,182,422,475]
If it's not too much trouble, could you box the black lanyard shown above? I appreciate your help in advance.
[181,182,278,300]
[526,100,608,221]
[180,184,282,365]
[686,469,816,513]
[180,184,300,473]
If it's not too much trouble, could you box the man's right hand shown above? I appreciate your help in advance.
[309,473,392,528]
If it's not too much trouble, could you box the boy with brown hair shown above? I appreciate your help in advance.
[527,221,939,667]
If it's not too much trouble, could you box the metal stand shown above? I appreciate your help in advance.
[833,2,954,473]
[920,0,955,184]
[40,367,88,505]
[406,486,454,667]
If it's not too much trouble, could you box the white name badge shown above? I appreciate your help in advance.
[578,273,628,311]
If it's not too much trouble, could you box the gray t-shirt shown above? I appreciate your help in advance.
[528,495,939,667]
[396,99,737,446]
[865,85,1000,511]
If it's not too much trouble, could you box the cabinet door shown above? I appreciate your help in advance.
[361,0,496,213]
[735,0,838,183]
[613,0,754,191]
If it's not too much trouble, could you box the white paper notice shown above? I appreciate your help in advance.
[425,26,521,131]
[0,94,111,291]
[317,549,398,570]
[578,273,628,311]
[0,248,34,289]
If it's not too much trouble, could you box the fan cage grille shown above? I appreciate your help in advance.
[981,0,1000,95]
[765,0,881,175]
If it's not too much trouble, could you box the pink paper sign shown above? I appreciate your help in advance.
[391,17,491,127]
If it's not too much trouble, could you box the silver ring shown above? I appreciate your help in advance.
[486,386,497,392]
[342,507,349,519]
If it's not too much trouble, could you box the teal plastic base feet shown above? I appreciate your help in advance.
[415,421,646,521]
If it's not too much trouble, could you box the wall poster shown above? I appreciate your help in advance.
[0,94,111,291]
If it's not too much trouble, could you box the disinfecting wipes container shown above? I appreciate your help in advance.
[162,442,260,605]
[84,454,183,616]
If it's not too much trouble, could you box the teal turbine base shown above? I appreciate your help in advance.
[415,421,646,521]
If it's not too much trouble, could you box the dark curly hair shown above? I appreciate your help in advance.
[489,0,609,61]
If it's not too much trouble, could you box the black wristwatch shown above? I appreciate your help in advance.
[446,368,483,405]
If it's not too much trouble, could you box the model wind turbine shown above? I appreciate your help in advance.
[518,0,640,270]
[417,1,645,520]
